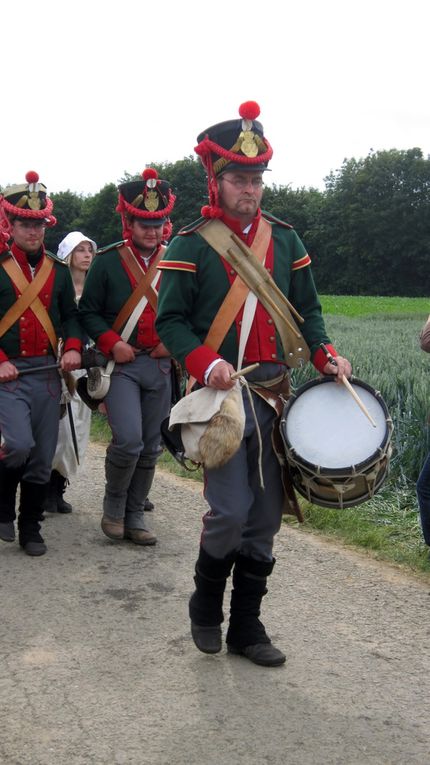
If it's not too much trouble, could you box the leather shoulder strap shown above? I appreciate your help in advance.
[185,219,271,393]
[113,245,165,334]
[0,255,57,351]
[198,219,271,353]
[198,219,310,368]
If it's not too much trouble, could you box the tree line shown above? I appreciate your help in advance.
[15,148,430,296]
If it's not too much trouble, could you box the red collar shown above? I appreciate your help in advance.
[11,241,45,263]
[126,239,160,262]
[220,210,261,243]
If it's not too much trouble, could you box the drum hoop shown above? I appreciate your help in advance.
[280,376,392,477]
[292,468,389,509]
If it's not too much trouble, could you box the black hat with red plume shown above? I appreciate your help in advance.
[0,171,56,226]
[117,168,175,227]
[195,101,273,218]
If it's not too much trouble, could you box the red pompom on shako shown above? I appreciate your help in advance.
[239,101,260,121]
[25,170,40,184]
[142,168,158,181]
[194,100,273,218]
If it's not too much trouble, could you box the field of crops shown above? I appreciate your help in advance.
[320,295,429,318]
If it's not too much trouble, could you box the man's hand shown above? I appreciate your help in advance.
[60,350,82,372]
[323,355,352,383]
[0,360,18,382]
[112,341,135,363]
[207,360,236,390]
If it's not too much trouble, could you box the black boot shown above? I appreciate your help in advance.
[18,480,48,556]
[189,547,236,654]
[0,463,25,542]
[43,470,73,514]
[42,471,58,513]
[226,555,286,667]
[53,470,73,513]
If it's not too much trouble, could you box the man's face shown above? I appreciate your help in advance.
[130,219,164,254]
[11,218,46,253]
[218,171,264,219]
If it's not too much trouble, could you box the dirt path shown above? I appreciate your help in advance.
[1,442,429,765]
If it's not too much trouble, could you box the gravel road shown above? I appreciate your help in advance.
[1,441,429,765]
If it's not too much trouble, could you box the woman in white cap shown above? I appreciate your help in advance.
[44,232,96,513]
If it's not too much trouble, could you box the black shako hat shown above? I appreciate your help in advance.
[1,170,56,226]
[194,100,273,218]
[117,168,175,226]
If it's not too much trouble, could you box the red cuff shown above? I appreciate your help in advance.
[64,338,82,353]
[0,349,9,364]
[185,346,222,385]
[312,344,337,373]
[97,330,122,357]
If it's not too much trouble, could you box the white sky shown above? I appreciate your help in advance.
[2,0,429,196]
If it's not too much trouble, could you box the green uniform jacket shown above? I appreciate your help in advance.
[79,242,161,355]
[156,212,332,382]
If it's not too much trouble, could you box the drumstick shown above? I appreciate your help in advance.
[231,363,260,380]
[17,363,60,376]
[319,344,377,428]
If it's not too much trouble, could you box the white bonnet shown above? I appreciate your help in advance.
[56,231,97,261]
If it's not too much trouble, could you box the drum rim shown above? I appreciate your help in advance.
[280,375,392,476]
[291,467,388,509]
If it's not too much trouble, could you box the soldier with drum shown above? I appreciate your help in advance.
[156,101,351,666]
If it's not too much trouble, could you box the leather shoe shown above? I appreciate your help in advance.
[23,540,47,557]
[227,642,286,667]
[101,516,124,540]
[0,522,15,542]
[124,528,157,545]
[191,622,222,654]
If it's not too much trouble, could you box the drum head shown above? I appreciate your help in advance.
[282,377,389,472]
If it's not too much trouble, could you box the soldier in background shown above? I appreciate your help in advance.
[79,169,175,546]
[0,172,82,556]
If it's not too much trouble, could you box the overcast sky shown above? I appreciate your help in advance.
[2,0,429,196]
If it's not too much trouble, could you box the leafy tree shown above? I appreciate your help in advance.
[44,191,84,254]
[78,184,122,248]
[316,149,430,295]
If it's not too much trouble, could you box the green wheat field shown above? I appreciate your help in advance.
[91,295,430,575]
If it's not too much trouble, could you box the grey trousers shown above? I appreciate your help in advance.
[0,355,61,483]
[202,364,286,562]
[102,354,171,525]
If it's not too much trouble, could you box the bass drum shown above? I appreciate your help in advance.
[280,377,393,509]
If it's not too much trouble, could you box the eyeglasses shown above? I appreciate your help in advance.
[220,176,264,191]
